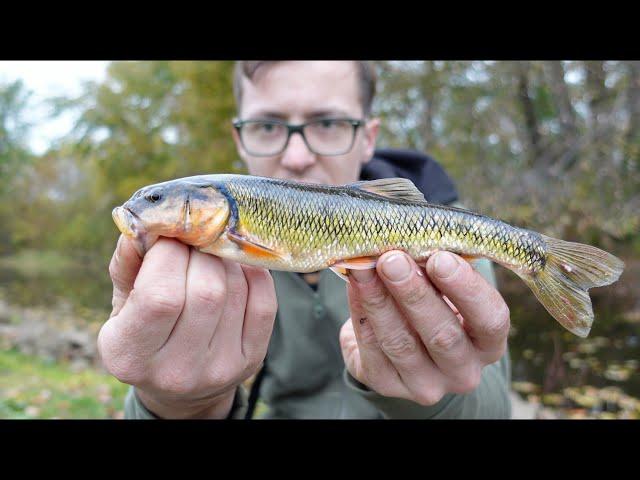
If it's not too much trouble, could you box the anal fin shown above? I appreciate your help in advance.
[332,256,379,270]
[329,266,350,282]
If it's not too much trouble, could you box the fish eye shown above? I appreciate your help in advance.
[145,192,162,203]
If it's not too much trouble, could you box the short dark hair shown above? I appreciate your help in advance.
[233,61,377,116]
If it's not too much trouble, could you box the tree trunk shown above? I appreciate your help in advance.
[546,61,578,137]
[585,61,608,127]
[419,61,437,150]
[544,62,583,174]
[515,61,544,168]
[625,61,640,171]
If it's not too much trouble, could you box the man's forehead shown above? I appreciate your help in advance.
[239,61,363,118]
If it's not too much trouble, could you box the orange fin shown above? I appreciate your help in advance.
[329,266,350,283]
[332,256,379,270]
[459,254,480,263]
[228,231,285,261]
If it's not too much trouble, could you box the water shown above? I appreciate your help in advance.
[498,267,639,417]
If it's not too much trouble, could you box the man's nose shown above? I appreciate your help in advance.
[280,132,316,172]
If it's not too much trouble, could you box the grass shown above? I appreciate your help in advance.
[0,349,129,419]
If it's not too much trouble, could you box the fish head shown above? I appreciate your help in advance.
[112,177,230,255]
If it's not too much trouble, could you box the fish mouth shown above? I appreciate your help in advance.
[112,205,158,256]
[112,206,146,239]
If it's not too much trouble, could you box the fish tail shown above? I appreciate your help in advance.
[515,235,625,338]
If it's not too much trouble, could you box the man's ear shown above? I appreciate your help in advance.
[361,117,380,165]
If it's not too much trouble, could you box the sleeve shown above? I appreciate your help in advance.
[343,351,511,419]
[342,256,513,419]
[123,385,249,420]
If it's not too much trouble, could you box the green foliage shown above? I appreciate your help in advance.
[0,80,35,254]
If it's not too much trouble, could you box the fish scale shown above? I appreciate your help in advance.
[223,176,548,274]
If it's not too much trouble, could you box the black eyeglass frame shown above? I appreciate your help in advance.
[232,117,367,157]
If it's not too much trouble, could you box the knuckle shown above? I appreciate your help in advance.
[414,388,445,406]
[427,322,465,353]
[109,262,129,292]
[453,366,483,393]
[137,287,185,318]
[243,357,262,375]
[481,303,511,338]
[102,352,145,385]
[379,331,418,358]
[207,366,235,390]
[96,325,142,384]
[400,282,430,307]
[372,381,398,399]
[255,295,278,322]
[192,282,227,311]
[362,289,390,312]
[154,369,198,396]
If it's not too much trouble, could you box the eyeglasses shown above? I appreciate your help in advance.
[232,118,366,157]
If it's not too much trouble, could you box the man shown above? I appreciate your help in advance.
[99,61,512,419]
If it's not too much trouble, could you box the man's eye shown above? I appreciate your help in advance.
[260,123,276,132]
[319,119,336,128]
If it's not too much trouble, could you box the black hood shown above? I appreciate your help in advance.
[360,148,458,205]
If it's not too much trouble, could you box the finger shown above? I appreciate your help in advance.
[161,249,228,356]
[377,250,476,388]
[209,259,249,354]
[108,238,189,355]
[109,235,143,317]
[345,285,411,399]
[426,251,510,361]
[442,295,460,316]
[240,265,278,366]
[349,268,445,401]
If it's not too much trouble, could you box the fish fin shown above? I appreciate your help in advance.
[330,266,350,283]
[227,231,286,262]
[515,235,625,338]
[348,178,426,202]
[332,256,379,270]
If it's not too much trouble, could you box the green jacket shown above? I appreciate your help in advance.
[124,256,511,419]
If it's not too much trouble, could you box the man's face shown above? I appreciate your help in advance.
[233,61,380,186]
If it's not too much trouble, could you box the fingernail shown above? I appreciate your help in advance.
[381,253,411,282]
[433,252,459,279]
[350,268,376,284]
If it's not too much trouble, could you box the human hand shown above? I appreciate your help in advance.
[98,235,278,418]
[339,250,510,406]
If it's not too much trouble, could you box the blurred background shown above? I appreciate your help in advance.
[0,61,638,419]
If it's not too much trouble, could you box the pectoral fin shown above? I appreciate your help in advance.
[227,230,286,262]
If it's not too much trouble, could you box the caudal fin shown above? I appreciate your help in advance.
[516,235,625,338]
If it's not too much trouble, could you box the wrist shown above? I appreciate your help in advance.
[136,388,237,419]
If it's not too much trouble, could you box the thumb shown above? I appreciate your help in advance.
[109,235,143,317]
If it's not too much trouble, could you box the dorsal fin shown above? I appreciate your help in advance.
[347,178,426,202]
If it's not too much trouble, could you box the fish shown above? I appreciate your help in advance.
[112,174,625,338]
